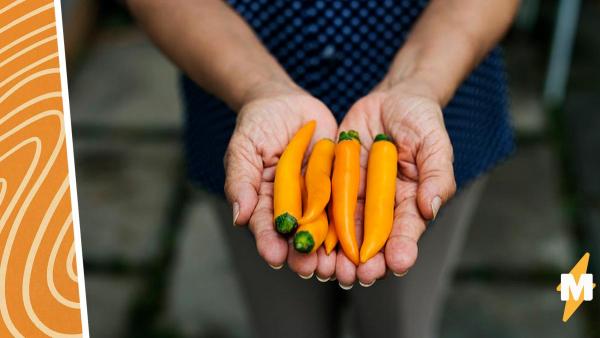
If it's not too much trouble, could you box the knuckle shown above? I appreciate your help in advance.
[448,177,457,196]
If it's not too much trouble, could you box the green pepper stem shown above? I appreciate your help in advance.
[374,134,392,142]
[338,130,360,143]
[293,231,315,253]
[275,212,298,234]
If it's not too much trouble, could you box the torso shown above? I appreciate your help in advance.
[182,0,514,194]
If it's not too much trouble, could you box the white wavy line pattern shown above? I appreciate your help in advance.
[48,213,79,309]
[0,178,6,206]
[0,1,82,337]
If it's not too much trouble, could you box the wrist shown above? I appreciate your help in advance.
[379,71,445,106]
[233,72,301,111]
[378,47,456,106]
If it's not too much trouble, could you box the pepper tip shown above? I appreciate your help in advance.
[338,130,360,143]
[275,213,298,234]
[293,231,315,253]
[374,133,392,142]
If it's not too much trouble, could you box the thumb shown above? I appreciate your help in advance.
[416,130,456,220]
[224,135,262,226]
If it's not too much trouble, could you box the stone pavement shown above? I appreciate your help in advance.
[70,29,181,133]
[76,139,181,265]
[69,14,598,338]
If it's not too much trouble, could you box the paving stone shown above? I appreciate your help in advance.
[69,29,182,131]
[165,192,250,338]
[459,144,577,271]
[510,90,545,135]
[441,281,585,338]
[75,139,181,264]
[85,275,141,338]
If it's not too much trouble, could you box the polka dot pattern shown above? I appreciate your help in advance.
[181,0,515,194]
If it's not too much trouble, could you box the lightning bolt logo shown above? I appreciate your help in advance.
[556,253,596,322]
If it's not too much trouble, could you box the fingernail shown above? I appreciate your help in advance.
[339,282,353,290]
[299,272,314,280]
[431,196,442,220]
[359,280,375,288]
[393,270,408,277]
[330,276,337,281]
[269,263,284,270]
[316,275,330,282]
[232,202,240,226]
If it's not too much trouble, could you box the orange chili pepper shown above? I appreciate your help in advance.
[273,121,316,234]
[324,202,338,254]
[299,172,306,201]
[294,173,329,253]
[331,130,361,265]
[293,212,328,253]
[299,138,335,224]
[360,134,398,263]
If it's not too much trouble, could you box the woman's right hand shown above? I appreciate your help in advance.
[224,82,338,279]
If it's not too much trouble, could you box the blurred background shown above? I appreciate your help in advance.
[61,0,600,337]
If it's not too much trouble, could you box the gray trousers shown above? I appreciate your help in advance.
[214,179,485,338]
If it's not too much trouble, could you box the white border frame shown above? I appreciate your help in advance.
[52,1,89,336]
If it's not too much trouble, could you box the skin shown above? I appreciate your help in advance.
[128,0,337,272]
[128,0,519,284]
[229,90,336,269]
[334,0,520,287]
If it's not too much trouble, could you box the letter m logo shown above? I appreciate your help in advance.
[560,274,594,301]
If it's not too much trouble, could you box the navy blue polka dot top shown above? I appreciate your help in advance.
[181,0,515,195]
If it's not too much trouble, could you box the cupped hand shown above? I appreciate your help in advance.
[335,80,456,287]
[224,82,338,277]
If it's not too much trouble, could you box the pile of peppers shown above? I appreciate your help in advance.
[273,120,397,265]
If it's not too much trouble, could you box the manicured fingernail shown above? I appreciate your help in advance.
[316,275,330,282]
[431,196,442,220]
[359,280,375,288]
[232,202,240,226]
[299,272,314,280]
[330,276,337,281]
[393,270,408,277]
[339,282,353,290]
[269,263,283,270]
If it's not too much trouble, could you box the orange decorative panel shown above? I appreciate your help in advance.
[0,1,86,337]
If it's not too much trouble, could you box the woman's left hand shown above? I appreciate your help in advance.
[335,79,457,288]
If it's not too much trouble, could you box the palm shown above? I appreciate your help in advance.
[236,94,338,169]
[335,90,455,286]
[225,92,337,270]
